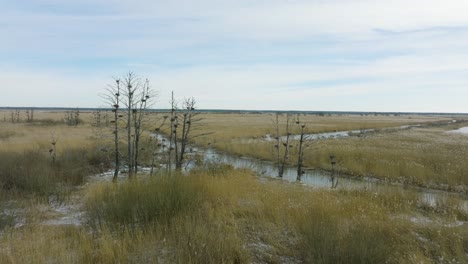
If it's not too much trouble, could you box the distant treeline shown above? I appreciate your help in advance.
[0,106,466,116]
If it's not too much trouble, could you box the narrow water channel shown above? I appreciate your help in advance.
[146,130,468,211]
[202,147,467,211]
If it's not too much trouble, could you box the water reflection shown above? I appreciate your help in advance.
[202,147,467,211]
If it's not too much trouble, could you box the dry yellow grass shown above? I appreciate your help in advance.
[1,110,466,189]
[308,127,468,189]
[209,126,468,190]
[193,112,455,143]
[0,109,95,122]
[0,110,466,262]
[0,111,98,152]
[0,123,96,152]
[1,168,466,263]
[174,112,468,190]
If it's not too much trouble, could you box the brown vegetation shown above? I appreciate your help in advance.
[0,111,466,263]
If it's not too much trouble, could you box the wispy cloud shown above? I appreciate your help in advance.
[1,0,468,112]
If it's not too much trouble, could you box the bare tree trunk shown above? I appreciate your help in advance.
[296,125,305,182]
[177,98,195,170]
[274,113,282,177]
[166,94,203,171]
[173,119,179,169]
[103,72,155,179]
[272,113,291,178]
[50,133,58,164]
[112,80,121,182]
[126,75,135,178]
[330,155,338,188]
[168,91,175,171]
[150,145,157,177]
[279,114,291,178]
[133,79,150,173]
[133,109,138,173]
[179,114,189,169]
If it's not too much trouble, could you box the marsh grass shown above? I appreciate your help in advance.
[171,113,467,190]
[86,173,206,230]
[0,111,466,263]
[85,170,251,263]
[0,148,109,197]
[196,124,468,190]
[0,130,22,141]
[0,168,466,263]
[190,113,453,145]
[0,213,15,231]
[0,118,115,197]
[83,168,467,263]
[0,225,141,263]
[308,128,468,189]
[296,212,407,263]
[0,124,96,152]
[26,118,64,126]
[415,224,468,262]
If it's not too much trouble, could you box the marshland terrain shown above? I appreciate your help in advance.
[0,109,467,263]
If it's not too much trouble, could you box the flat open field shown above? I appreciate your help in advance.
[0,110,467,263]
[194,112,456,141]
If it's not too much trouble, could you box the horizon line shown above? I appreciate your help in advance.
[0,106,466,116]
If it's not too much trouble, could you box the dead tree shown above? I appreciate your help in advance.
[74,109,80,126]
[273,113,293,178]
[296,122,306,182]
[167,94,210,171]
[102,79,122,181]
[65,112,70,125]
[329,154,338,188]
[175,98,195,169]
[117,72,155,178]
[295,115,313,182]
[123,73,137,177]
[112,81,121,181]
[49,132,58,163]
[167,91,177,171]
[25,109,34,122]
[10,109,20,123]
[132,78,154,173]
[274,114,281,176]
[104,111,109,126]
[65,110,80,126]
[92,111,102,127]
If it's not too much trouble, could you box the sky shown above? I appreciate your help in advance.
[1,0,468,112]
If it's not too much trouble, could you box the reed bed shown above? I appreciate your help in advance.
[192,112,454,145]
[189,113,468,190]
[309,128,468,190]
[0,111,466,263]
[1,168,466,263]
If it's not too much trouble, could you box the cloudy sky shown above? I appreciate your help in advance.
[1,0,468,112]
